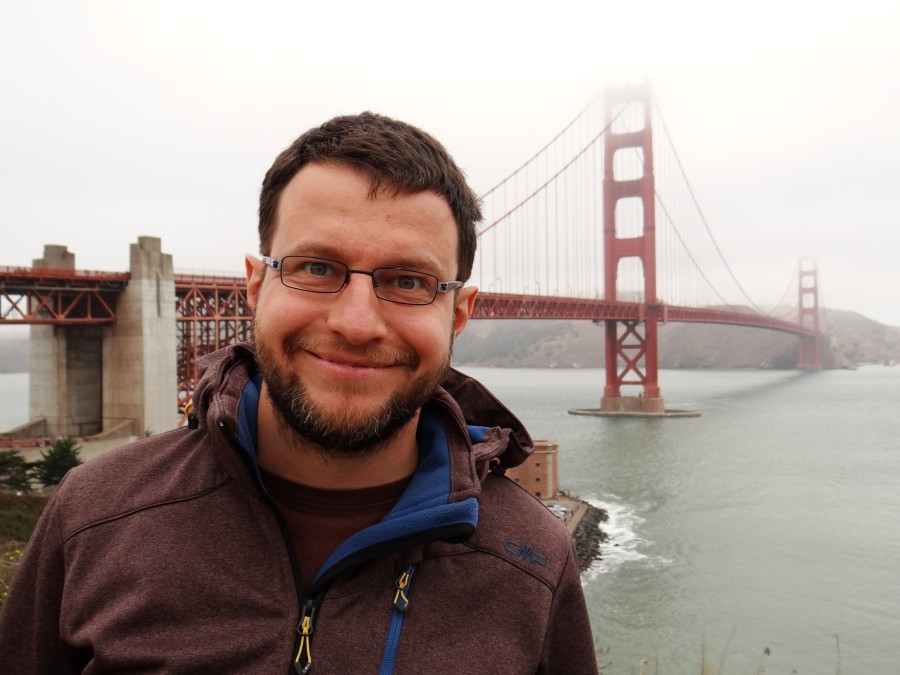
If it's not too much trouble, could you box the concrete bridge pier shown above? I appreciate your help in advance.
[28,237,177,439]
[102,237,177,436]
[28,246,104,437]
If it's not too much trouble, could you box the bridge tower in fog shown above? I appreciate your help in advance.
[797,259,822,369]
[600,87,666,414]
[27,238,177,438]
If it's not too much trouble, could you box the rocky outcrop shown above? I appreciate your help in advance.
[573,502,609,571]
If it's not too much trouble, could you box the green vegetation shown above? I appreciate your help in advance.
[31,436,83,487]
[0,436,83,493]
[0,492,50,609]
[0,492,49,544]
[0,541,24,608]
[609,633,844,674]
[0,451,32,492]
[0,437,82,608]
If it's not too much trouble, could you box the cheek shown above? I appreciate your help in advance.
[396,312,454,357]
[256,286,317,327]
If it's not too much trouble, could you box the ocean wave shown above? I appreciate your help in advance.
[583,495,667,578]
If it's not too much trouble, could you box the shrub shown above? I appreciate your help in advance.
[32,436,83,488]
[0,450,32,493]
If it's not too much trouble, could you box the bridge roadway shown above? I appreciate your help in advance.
[2,267,816,339]
[471,292,817,337]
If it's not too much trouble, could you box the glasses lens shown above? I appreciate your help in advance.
[373,269,437,305]
[280,256,346,292]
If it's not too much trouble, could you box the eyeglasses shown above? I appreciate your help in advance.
[261,255,463,306]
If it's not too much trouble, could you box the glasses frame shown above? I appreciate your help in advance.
[261,255,463,306]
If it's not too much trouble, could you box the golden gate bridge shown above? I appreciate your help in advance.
[0,87,823,428]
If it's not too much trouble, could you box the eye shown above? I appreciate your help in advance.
[301,261,333,277]
[392,274,424,290]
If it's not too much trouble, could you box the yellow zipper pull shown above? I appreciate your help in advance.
[393,566,415,613]
[294,598,316,674]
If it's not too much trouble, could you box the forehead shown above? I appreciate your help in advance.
[272,162,459,272]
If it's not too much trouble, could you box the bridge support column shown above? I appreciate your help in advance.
[102,237,177,436]
[29,246,105,436]
[600,86,667,415]
[27,238,177,439]
[797,259,822,369]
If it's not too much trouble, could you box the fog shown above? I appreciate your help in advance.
[2,0,898,325]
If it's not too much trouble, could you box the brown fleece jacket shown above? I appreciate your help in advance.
[0,344,598,674]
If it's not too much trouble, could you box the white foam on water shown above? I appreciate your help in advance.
[582,495,667,579]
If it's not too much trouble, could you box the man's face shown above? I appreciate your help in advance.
[246,162,476,454]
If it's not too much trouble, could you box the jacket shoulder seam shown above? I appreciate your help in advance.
[62,476,234,543]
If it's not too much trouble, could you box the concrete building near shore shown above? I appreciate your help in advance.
[505,439,558,499]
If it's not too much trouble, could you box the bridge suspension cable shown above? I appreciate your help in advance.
[651,102,765,313]
[476,103,625,238]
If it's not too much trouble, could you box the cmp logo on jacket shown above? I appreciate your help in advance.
[503,538,548,566]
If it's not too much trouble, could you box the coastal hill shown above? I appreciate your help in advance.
[451,309,900,369]
[1,309,897,374]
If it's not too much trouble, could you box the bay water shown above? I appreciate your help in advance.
[458,366,900,674]
[2,367,899,672]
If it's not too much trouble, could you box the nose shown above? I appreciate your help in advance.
[324,272,389,345]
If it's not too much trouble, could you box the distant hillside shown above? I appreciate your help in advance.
[0,337,28,373]
[2,309,897,373]
[452,309,900,369]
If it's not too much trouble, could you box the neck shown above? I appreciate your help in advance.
[255,383,420,490]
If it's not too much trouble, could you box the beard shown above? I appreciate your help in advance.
[253,327,452,457]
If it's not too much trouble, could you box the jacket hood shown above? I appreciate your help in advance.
[438,367,534,469]
[191,343,535,470]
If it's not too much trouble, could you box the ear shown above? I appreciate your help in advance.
[452,285,478,339]
[245,255,265,310]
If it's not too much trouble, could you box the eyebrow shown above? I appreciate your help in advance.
[281,244,449,277]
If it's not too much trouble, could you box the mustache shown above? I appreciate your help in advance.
[283,334,420,370]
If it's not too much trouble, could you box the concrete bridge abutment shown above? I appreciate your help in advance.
[27,237,177,439]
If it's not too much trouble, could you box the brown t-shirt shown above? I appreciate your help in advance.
[260,468,412,589]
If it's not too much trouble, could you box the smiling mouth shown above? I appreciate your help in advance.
[284,335,419,374]
[284,335,419,372]
[310,351,391,369]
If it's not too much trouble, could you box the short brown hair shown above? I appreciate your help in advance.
[258,112,481,281]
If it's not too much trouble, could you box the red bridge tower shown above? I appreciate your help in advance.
[600,87,666,415]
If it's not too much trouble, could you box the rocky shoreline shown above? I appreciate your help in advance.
[572,502,609,572]
[572,501,609,572]
[551,492,609,572]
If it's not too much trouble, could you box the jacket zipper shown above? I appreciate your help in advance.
[378,565,416,675]
[220,417,314,675]
[264,493,317,675]
[293,597,317,674]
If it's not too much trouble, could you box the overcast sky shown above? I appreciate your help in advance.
[2,1,898,326]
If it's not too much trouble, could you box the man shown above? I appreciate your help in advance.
[0,113,598,673]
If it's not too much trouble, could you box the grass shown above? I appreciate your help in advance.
[0,540,24,607]
[614,631,844,675]
[0,492,50,542]
[0,491,50,609]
